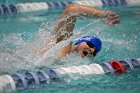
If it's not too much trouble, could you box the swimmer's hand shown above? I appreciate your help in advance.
[101,11,120,26]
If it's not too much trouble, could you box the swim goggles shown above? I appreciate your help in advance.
[82,41,97,57]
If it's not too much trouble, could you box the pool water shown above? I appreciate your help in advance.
[0,3,140,93]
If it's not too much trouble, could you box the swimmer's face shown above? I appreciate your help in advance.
[76,42,96,58]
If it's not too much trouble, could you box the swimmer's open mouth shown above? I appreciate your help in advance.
[82,51,88,56]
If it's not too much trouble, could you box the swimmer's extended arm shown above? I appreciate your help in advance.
[54,4,120,43]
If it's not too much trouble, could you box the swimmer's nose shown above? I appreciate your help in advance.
[89,48,95,54]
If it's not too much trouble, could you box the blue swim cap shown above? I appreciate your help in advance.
[74,36,102,53]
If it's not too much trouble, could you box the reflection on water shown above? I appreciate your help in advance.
[0,6,140,93]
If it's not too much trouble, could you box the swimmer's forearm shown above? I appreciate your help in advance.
[54,4,105,43]
[54,4,118,43]
[65,4,107,18]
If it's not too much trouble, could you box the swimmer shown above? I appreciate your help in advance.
[37,4,120,58]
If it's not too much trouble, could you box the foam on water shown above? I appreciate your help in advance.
[0,11,139,76]
[0,6,140,93]
[0,20,95,74]
[0,24,52,73]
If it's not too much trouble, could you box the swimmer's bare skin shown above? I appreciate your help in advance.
[37,4,120,57]
[55,4,120,43]
[56,4,119,57]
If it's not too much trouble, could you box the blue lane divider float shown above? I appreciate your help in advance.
[0,58,140,93]
[0,0,140,15]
